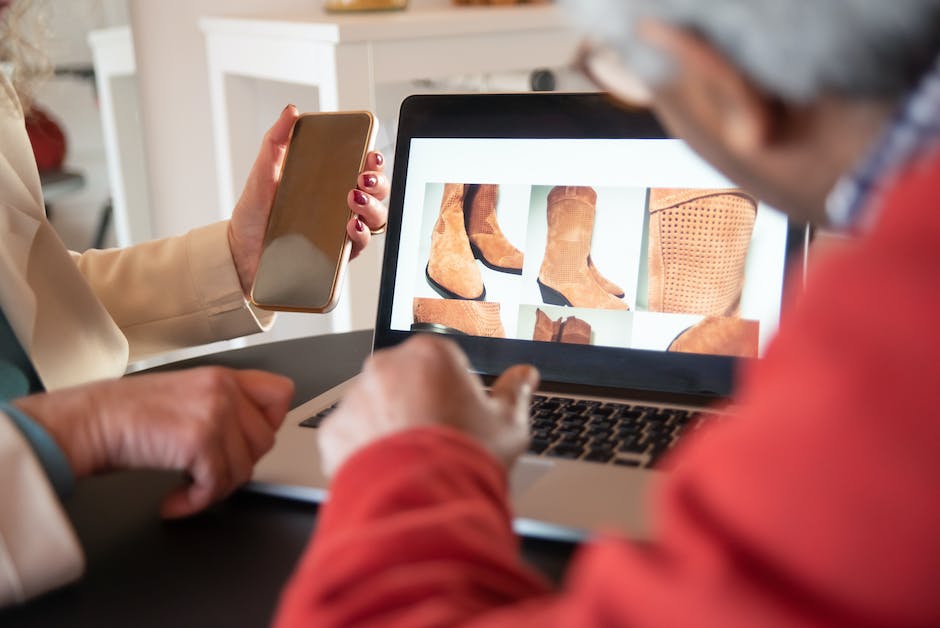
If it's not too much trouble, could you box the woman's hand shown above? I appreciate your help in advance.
[228,105,391,297]
[14,367,294,519]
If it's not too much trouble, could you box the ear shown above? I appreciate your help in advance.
[638,20,777,156]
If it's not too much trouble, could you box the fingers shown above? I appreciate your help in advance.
[347,216,371,261]
[348,185,388,230]
[232,370,295,429]
[358,170,390,202]
[490,364,540,422]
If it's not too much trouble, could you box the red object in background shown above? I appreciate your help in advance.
[25,106,67,171]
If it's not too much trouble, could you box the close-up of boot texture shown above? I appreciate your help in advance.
[647,188,757,317]
[464,184,524,274]
[668,316,760,358]
[412,297,506,337]
[532,308,593,345]
[537,186,628,311]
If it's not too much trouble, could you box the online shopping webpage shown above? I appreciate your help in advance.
[390,138,789,358]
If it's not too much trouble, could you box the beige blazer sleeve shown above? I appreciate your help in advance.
[71,221,275,362]
[0,414,83,607]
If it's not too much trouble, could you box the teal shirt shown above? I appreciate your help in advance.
[0,306,42,400]
[0,307,74,496]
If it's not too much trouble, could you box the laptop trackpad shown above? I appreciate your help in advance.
[509,458,554,499]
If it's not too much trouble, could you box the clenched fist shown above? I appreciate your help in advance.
[14,367,294,518]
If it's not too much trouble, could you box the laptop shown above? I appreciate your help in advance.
[248,93,805,542]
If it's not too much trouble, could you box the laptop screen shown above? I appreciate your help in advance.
[375,95,804,400]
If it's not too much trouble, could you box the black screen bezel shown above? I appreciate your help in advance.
[373,93,806,402]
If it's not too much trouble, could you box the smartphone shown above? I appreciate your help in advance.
[250,111,378,313]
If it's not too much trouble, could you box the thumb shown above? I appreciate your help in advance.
[160,482,214,519]
[249,104,300,190]
[233,370,295,429]
[489,364,539,422]
[266,104,299,149]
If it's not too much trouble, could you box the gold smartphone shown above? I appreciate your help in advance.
[250,111,377,313]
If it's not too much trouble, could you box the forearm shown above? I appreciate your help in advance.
[274,426,552,627]
[72,221,274,361]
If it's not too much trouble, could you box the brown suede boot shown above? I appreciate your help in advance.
[532,308,555,342]
[587,255,625,298]
[558,315,592,345]
[668,316,760,358]
[412,297,505,337]
[537,186,628,310]
[465,184,524,274]
[426,183,485,300]
[647,188,757,316]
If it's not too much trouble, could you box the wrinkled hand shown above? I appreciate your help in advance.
[228,105,391,296]
[318,335,539,478]
[14,367,294,518]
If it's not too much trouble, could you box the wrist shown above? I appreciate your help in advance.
[227,220,254,297]
[13,388,102,479]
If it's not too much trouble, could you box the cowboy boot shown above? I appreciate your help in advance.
[558,316,592,345]
[668,316,760,358]
[465,184,524,274]
[537,186,627,310]
[587,256,625,298]
[532,308,555,342]
[647,188,757,316]
[412,297,505,337]
[426,183,485,300]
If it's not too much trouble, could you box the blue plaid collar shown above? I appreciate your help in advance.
[827,55,940,232]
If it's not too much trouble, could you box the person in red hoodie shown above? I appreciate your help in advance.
[275,1,940,625]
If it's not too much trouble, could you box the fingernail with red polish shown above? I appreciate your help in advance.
[355,218,365,232]
[363,174,378,188]
[353,190,369,206]
[374,152,384,166]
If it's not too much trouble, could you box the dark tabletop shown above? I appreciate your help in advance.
[2,330,575,627]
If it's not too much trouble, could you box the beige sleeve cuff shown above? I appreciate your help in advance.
[184,221,276,340]
[0,416,84,607]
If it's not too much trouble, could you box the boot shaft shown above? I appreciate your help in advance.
[647,188,757,316]
[545,185,597,248]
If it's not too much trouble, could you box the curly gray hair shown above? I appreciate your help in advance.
[564,0,940,103]
[0,0,50,110]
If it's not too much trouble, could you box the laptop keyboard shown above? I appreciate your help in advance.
[300,395,715,469]
[527,395,715,468]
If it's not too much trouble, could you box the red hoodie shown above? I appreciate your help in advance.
[274,151,940,627]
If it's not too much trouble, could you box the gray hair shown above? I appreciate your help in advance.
[0,0,50,111]
[564,0,940,103]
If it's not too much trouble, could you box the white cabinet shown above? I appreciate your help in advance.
[200,5,580,333]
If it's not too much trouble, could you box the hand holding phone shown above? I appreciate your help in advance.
[250,111,378,313]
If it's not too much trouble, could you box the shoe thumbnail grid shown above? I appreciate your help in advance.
[300,397,715,469]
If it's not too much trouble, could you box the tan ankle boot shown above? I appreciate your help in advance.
[465,184,524,274]
[668,316,759,358]
[537,186,628,310]
[412,297,505,337]
[426,183,485,300]
[587,255,625,298]
[532,308,555,342]
[647,188,757,316]
[558,315,592,345]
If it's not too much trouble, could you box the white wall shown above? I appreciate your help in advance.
[128,0,328,238]
[33,0,130,251]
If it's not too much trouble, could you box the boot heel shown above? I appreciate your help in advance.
[537,280,572,307]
